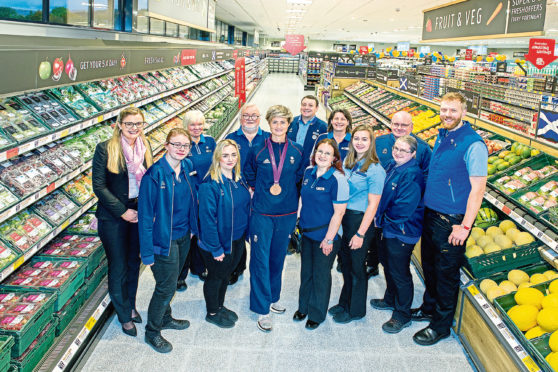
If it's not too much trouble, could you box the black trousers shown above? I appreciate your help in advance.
[298,235,339,323]
[366,228,381,269]
[146,234,190,339]
[231,248,247,275]
[98,218,141,324]
[337,211,373,318]
[378,235,415,323]
[178,235,206,280]
[200,237,245,314]
[420,207,466,335]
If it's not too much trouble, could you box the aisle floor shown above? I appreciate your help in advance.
[79,74,474,372]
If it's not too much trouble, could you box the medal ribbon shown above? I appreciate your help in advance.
[266,138,289,185]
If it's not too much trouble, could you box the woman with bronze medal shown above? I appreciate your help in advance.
[244,105,306,333]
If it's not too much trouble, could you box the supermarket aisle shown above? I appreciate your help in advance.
[79,73,474,372]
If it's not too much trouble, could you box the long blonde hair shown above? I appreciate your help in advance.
[106,106,153,173]
[208,139,242,183]
[344,124,379,172]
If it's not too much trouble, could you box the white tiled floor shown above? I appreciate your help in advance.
[79,73,475,372]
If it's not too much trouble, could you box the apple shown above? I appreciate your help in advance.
[38,60,51,80]
[52,57,63,81]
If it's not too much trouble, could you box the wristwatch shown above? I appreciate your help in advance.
[326,239,334,244]
[355,231,364,238]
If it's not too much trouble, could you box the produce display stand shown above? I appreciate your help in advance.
[0,37,268,372]
[330,72,558,371]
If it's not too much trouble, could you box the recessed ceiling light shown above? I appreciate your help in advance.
[286,9,305,12]
[287,0,312,4]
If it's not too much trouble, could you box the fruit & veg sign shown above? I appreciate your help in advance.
[422,0,546,42]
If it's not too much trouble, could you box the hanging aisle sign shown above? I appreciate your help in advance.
[422,0,546,42]
[526,38,557,69]
[234,57,246,108]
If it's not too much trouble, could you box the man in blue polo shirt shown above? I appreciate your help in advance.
[412,92,487,346]
[367,111,432,278]
[225,103,269,284]
[288,95,328,169]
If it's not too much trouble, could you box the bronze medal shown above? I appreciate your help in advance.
[270,183,282,195]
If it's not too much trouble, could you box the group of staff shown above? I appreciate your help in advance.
[92,92,488,353]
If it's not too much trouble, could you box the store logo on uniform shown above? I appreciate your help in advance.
[263,159,270,164]
[290,156,295,164]
[382,149,388,154]
[303,179,309,185]
[253,235,258,242]
[161,181,166,189]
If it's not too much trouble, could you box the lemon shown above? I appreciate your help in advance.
[549,279,558,294]
[466,238,475,248]
[549,330,558,352]
[531,273,549,285]
[508,269,530,286]
[471,227,485,240]
[514,231,535,246]
[537,308,558,332]
[544,271,558,281]
[515,287,544,309]
[486,226,504,239]
[506,227,521,241]
[476,235,493,248]
[507,304,539,331]
[518,282,533,289]
[542,294,558,309]
[545,351,558,370]
[499,280,518,294]
[525,326,546,340]
[487,286,506,302]
[499,220,516,233]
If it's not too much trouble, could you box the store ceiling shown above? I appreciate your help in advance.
[215,0,558,47]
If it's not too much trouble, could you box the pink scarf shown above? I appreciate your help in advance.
[121,136,147,187]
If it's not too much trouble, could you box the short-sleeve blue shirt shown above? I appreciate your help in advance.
[314,132,352,161]
[344,160,386,212]
[464,141,489,177]
[300,166,349,241]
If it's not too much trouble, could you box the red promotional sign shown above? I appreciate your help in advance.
[283,35,306,56]
[465,49,473,61]
[359,46,369,55]
[526,38,557,70]
[408,49,415,57]
[234,57,246,108]
[180,49,196,65]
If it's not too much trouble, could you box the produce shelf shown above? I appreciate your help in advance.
[343,90,391,128]
[0,197,98,282]
[36,279,110,372]
[0,69,233,163]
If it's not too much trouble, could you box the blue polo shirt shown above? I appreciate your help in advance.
[225,127,269,170]
[166,159,191,240]
[344,160,386,212]
[227,177,251,240]
[300,166,349,242]
[314,132,352,160]
[188,134,216,186]
[288,115,328,169]
[375,133,432,177]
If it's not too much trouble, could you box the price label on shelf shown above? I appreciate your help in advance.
[522,356,541,372]
[96,115,104,123]
[13,256,25,270]
[84,317,96,331]
[502,205,511,215]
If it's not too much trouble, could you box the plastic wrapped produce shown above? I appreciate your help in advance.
[0,210,51,253]
[49,86,99,119]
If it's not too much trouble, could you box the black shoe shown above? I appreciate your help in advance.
[332,311,363,324]
[367,266,379,278]
[293,310,307,321]
[206,312,235,328]
[336,263,342,273]
[305,320,320,330]
[121,323,137,337]
[228,272,239,285]
[328,304,345,316]
[131,312,143,324]
[382,318,411,334]
[161,318,190,330]
[145,334,172,353]
[176,279,188,292]
[199,270,208,281]
[413,327,450,346]
[220,307,238,322]
[411,308,433,322]
[369,298,395,311]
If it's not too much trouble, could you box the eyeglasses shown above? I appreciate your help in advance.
[391,122,411,129]
[121,121,145,129]
[392,146,412,154]
[316,149,333,157]
[168,142,191,150]
[242,114,260,121]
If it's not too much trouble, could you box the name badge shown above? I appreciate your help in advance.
[316,187,325,191]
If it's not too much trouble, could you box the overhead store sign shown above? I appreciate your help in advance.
[147,0,215,32]
[526,38,557,69]
[422,0,546,42]
[284,35,306,56]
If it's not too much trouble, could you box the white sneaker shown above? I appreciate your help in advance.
[257,315,272,332]
[270,302,286,314]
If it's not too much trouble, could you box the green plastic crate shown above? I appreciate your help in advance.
[85,260,107,299]
[9,322,56,372]
[37,238,105,277]
[54,287,85,337]
[494,283,555,372]
[0,336,14,372]
[0,289,56,358]
[530,334,554,372]
[511,174,558,216]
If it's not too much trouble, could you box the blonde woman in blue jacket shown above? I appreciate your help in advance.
[198,139,251,329]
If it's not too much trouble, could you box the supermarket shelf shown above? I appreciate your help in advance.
[483,96,540,111]
[37,279,110,372]
[475,117,534,146]
[0,69,233,162]
[0,197,98,282]
[460,283,542,372]
[479,107,535,125]
[344,90,391,128]
[483,191,558,254]
[0,81,233,226]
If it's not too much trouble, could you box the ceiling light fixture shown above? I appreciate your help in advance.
[286,9,305,13]
[287,0,312,4]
